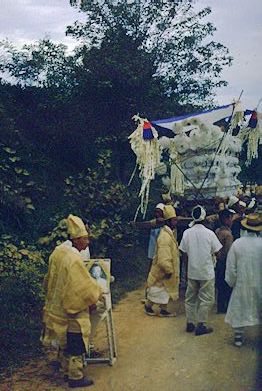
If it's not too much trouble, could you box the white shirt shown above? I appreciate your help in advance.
[179,224,222,280]
[62,239,90,260]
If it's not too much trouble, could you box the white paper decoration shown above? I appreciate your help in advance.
[162,175,171,188]
[173,134,190,154]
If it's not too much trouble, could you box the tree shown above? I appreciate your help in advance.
[0,39,77,90]
[0,99,36,233]
[68,0,232,105]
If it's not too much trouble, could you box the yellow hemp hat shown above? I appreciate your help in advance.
[67,214,88,239]
[163,205,176,220]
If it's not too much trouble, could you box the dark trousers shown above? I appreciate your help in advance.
[215,261,232,313]
[66,332,86,356]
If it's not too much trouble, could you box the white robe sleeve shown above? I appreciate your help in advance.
[225,243,237,288]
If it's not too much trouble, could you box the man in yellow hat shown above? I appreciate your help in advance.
[42,214,102,388]
[225,213,262,347]
[145,205,180,317]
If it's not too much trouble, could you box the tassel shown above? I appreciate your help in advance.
[248,111,257,129]
[143,121,154,140]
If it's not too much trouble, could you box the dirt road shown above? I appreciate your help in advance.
[1,288,260,391]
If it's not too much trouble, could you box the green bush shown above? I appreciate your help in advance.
[0,149,152,371]
[0,235,47,368]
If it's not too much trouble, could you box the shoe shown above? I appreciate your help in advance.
[234,334,243,347]
[64,375,68,382]
[141,298,146,304]
[186,322,195,332]
[159,309,176,317]
[195,323,213,336]
[68,377,94,388]
[144,305,156,316]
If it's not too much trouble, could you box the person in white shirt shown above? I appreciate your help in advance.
[179,205,222,336]
[225,213,262,347]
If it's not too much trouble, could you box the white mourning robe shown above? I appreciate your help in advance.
[225,235,262,328]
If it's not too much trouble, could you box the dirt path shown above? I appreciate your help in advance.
[1,288,261,391]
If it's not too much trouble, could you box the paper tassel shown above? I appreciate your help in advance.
[129,115,161,218]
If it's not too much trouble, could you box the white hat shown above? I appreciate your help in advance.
[155,203,165,211]
[189,205,206,227]
[239,200,246,208]
[247,198,256,209]
[227,195,239,208]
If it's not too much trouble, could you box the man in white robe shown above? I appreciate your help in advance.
[225,213,262,347]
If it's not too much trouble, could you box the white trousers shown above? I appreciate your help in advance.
[185,278,215,324]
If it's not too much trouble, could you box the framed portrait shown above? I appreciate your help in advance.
[84,258,111,293]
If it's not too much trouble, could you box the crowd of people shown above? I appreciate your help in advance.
[41,190,261,388]
[139,193,261,346]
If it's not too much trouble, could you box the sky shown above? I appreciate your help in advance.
[1,0,261,110]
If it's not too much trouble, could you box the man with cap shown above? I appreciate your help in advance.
[145,205,180,317]
[42,214,102,388]
[179,205,222,335]
[227,195,247,240]
[215,209,234,313]
[225,213,262,347]
[147,203,166,269]
[132,203,165,257]
[60,217,107,359]
[132,203,165,301]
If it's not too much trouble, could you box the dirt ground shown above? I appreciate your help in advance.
[1,288,261,391]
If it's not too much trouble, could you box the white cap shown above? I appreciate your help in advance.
[239,200,246,207]
[247,198,256,209]
[155,203,165,211]
[227,195,239,208]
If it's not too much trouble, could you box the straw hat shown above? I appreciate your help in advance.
[241,214,262,232]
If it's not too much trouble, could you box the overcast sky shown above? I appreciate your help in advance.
[1,0,261,110]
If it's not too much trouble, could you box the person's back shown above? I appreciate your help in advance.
[181,224,219,280]
[225,213,262,347]
[215,209,234,313]
[42,215,102,388]
[225,236,262,300]
[179,205,222,336]
[46,244,100,316]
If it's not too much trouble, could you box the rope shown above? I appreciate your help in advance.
[127,163,138,186]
